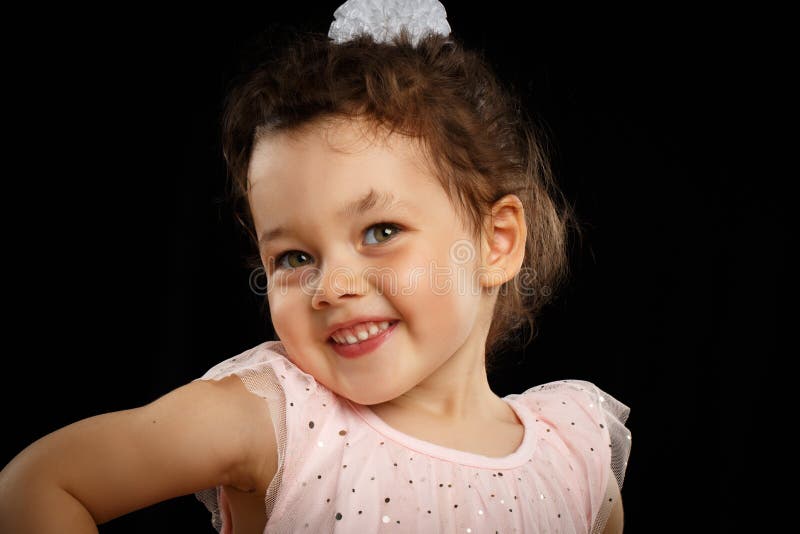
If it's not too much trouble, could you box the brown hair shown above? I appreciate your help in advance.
[220,27,580,373]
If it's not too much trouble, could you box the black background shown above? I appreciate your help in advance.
[3,3,783,532]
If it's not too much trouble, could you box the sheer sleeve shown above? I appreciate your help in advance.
[565,380,631,533]
[527,380,632,533]
[190,340,314,533]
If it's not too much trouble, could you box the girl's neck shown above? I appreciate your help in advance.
[368,312,502,423]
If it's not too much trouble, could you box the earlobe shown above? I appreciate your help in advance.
[479,194,527,289]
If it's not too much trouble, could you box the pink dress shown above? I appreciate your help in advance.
[194,341,631,533]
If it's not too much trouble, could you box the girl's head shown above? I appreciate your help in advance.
[221,27,576,392]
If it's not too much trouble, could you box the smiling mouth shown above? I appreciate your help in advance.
[328,320,400,345]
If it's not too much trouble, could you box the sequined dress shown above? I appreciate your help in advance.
[194,340,631,533]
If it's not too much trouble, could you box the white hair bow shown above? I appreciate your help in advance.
[328,0,452,47]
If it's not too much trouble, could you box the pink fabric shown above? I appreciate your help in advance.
[194,341,631,533]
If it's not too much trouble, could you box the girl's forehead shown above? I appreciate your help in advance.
[249,118,435,190]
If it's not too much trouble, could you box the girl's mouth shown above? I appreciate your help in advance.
[328,320,400,359]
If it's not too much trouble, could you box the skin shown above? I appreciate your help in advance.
[247,116,527,431]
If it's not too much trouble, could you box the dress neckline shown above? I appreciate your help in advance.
[345,396,538,469]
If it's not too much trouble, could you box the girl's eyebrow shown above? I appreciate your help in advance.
[258,188,411,247]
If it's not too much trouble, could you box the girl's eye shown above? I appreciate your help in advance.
[274,250,312,270]
[272,222,402,271]
[364,222,402,245]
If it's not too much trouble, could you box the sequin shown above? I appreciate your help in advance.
[339,430,347,436]
[478,510,484,515]
[308,421,314,429]
[318,441,324,447]
[382,515,391,523]
[335,512,342,520]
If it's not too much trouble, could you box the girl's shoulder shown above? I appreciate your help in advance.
[510,379,631,425]
[197,340,306,379]
[194,340,320,405]
[509,379,631,456]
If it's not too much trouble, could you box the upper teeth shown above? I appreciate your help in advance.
[331,321,393,345]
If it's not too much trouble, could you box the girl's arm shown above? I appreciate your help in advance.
[0,374,278,533]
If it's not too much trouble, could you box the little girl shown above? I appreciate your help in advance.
[0,1,631,533]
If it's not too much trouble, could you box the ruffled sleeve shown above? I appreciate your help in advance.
[521,380,631,533]
[190,340,318,533]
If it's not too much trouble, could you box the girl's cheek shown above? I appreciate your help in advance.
[267,291,300,333]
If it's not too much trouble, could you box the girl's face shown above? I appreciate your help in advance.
[248,118,496,405]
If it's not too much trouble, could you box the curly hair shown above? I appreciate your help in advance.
[220,26,579,373]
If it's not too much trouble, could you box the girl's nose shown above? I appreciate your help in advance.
[310,263,365,308]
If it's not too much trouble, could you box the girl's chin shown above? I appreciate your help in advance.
[342,391,395,406]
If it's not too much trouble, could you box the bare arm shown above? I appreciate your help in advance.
[0,374,277,533]
[602,476,624,534]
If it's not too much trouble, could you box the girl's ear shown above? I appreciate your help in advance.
[478,194,527,289]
